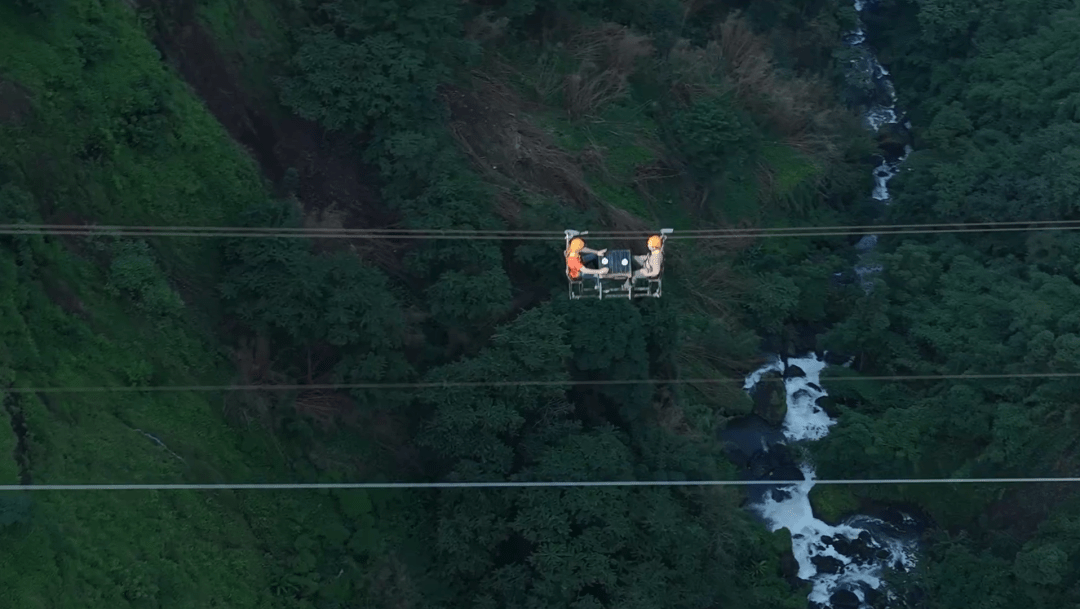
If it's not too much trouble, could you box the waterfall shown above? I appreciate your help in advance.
[739,3,923,607]
[744,356,919,608]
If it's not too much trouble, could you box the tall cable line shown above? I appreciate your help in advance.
[4,477,1080,492]
[4,218,1080,240]
[5,371,1080,394]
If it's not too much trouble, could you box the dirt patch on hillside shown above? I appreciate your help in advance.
[442,79,597,212]
[442,75,656,242]
[141,0,392,235]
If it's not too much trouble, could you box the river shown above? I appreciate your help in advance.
[726,3,923,608]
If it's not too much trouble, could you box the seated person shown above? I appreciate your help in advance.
[566,238,609,280]
[622,234,664,288]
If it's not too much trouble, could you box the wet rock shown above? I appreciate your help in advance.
[828,535,851,556]
[760,444,803,481]
[752,370,787,426]
[849,533,879,563]
[857,500,934,535]
[811,555,845,575]
[770,488,792,503]
[876,122,912,161]
[864,586,883,608]
[810,486,860,524]
[746,440,801,481]
[780,549,800,581]
[784,364,806,379]
[816,396,842,417]
[830,589,861,609]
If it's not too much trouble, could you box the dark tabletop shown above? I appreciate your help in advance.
[601,249,632,275]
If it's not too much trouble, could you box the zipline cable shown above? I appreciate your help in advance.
[7,371,1080,394]
[4,477,1080,491]
[10,218,1080,234]
[5,218,1080,240]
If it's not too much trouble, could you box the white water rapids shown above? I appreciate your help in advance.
[740,2,922,607]
[744,356,918,608]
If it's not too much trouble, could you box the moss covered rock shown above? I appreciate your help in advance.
[752,370,787,426]
[809,485,860,524]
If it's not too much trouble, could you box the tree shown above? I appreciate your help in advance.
[278,0,477,135]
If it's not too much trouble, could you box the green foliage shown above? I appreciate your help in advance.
[12,0,65,16]
[671,96,759,178]
[817,1,1080,600]
[411,308,799,609]
[106,240,185,318]
[0,494,31,529]
[0,0,264,287]
[808,485,859,523]
[1012,543,1067,586]
[221,200,407,350]
[278,0,476,134]
[0,0,905,607]
[921,537,1016,609]
[0,5,418,606]
[426,269,513,325]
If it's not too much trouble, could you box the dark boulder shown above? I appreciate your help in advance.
[748,446,802,484]
[752,370,787,426]
[828,535,852,557]
[811,555,845,575]
[876,122,912,161]
[864,586,882,606]
[784,364,806,379]
[816,396,842,417]
[780,549,800,581]
[849,532,879,564]
[830,589,861,609]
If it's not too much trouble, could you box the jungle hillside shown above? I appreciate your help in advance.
[0,0,1076,608]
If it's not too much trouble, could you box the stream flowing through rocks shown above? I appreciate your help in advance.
[721,3,926,607]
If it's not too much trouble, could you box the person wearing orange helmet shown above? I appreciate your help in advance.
[565,237,609,280]
[624,234,664,288]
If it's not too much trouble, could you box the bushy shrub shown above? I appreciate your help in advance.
[107,240,185,317]
[671,96,759,177]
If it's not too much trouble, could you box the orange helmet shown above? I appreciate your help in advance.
[647,235,662,249]
[568,238,585,254]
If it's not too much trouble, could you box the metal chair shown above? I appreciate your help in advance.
[628,228,672,299]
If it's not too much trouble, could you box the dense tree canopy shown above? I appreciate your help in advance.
[9,0,1080,606]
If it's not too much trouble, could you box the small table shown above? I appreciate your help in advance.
[601,249,633,277]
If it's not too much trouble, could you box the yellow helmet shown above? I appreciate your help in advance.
[647,235,662,249]
[568,238,585,254]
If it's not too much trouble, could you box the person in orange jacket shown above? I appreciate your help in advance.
[622,234,664,288]
[565,237,609,279]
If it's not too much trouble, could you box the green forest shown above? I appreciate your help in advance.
[0,0,1077,607]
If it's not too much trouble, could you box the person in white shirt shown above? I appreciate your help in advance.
[622,234,664,289]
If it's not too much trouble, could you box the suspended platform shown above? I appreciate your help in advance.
[564,228,672,300]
